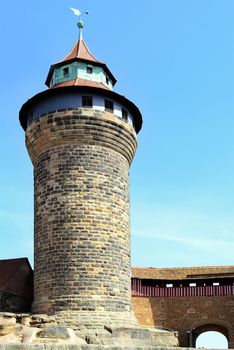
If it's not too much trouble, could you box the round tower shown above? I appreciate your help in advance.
[19,23,142,329]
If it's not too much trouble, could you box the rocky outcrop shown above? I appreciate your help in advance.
[0,313,85,345]
[0,313,179,347]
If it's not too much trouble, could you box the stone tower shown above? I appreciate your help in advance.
[19,22,142,329]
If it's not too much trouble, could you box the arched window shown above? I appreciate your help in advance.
[196,331,228,349]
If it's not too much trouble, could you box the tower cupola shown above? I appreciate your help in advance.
[46,27,116,90]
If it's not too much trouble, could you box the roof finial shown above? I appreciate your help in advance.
[70,7,89,39]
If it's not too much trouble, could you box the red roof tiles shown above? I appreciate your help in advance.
[131,266,234,280]
[62,38,102,64]
[52,78,109,90]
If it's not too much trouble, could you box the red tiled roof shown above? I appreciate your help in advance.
[131,266,234,280]
[61,38,102,64]
[0,258,31,287]
[52,78,109,90]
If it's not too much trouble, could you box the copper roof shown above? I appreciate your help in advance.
[132,266,234,280]
[62,38,102,64]
[52,78,109,90]
[0,258,32,287]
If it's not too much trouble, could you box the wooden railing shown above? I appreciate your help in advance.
[131,279,234,297]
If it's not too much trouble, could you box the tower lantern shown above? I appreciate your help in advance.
[19,19,142,329]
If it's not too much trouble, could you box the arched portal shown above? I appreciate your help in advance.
[188,324,229,348]
[196,331,228,348]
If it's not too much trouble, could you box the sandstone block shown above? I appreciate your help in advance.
[37,326,70,339]
[0,324,22,336]
[0,313,16,325]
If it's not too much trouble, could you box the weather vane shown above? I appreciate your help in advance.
[70,7,89,38]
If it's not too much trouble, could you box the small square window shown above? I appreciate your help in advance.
[189,283,196,287]
[105,99,114,113]
[82,96,93,108]
[122,108,128,121]
[86,66,93,74]
[63,67,69,77]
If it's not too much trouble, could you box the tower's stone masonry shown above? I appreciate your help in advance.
[26,108,137,328]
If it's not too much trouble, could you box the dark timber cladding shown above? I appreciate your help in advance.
[19,86,143,133]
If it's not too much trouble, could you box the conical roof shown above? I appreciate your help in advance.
[62,37,102,64]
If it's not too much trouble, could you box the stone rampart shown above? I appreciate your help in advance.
[132,295,234,347]
[0,293,30,313]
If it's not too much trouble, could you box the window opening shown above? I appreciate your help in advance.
[27,111,34,126]
[63,67,69,77]
[122,108,128,121]
[105,99,114,113]
[86,66,93,74]
[82,96,93,108]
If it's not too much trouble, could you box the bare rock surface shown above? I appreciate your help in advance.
[0,314,86,345]
[37,326,70,340]
[0,313,16,326]
[82,325,178,347]
[0,313,179,347]
[0,345,232,350]
[0,325,22,337]
[21,326,38,344]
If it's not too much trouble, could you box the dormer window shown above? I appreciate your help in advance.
[63,67,69,77]
[86,66,93,74]
[105,99,114,113]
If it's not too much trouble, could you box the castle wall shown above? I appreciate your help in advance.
[26,108,137,328]
[0,260,33,313]
[132,295,234,347]
[0,292,31,313]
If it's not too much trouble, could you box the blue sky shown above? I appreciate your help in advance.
[1,0,234,264]
[0,0,233,347]
[0,1,233,346]
[196,331,228,348]
[1,0,233,267]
